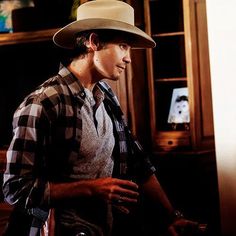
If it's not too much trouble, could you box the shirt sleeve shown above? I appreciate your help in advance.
[2,95,51,210]
[128,138,156,183]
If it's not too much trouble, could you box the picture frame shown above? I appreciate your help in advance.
[168,87,190,129]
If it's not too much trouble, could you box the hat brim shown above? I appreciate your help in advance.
[53,18,156,49]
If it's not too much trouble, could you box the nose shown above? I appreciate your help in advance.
[123,50,131,64]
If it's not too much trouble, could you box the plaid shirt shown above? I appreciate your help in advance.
[3,65,155,235]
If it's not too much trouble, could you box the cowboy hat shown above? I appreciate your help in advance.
[53,0,156,49]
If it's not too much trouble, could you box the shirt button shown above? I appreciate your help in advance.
[79,91,85,98]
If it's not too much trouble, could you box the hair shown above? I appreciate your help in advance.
[58,29,132,66]
[175,95,188,102]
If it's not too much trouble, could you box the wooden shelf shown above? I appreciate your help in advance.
[155,77,187,82]
[145,0,214,151]
[0,28,59,46]
[153,148,215,157]
[152,31,185,37]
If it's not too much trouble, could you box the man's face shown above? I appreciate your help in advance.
[93,42,131,80]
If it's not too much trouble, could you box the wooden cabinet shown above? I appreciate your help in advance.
[0,0,216,163]
[144,0,215,152]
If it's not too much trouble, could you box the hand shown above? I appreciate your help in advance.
[167,218,199,236]
[90,177,139,210]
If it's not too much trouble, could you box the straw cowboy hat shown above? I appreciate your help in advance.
[53,0,156,49]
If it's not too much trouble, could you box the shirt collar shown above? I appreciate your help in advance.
[58,64,105,104]
[58,64,86,101]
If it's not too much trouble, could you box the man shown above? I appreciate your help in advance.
[2,0,198,235]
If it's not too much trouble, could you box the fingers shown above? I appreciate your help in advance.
[92,177,139,205]
[108,188,139,205]
[102,178,139,206]
[110,179,139,203]
[111,193,138,204]
[112,185,139,197]
[113,205,130,214]
[173,218,199,228]
[112,178,139,190]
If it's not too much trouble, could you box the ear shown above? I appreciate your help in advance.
[87,33,100,51]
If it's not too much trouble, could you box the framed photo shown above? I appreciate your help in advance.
[168,87,190,125]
